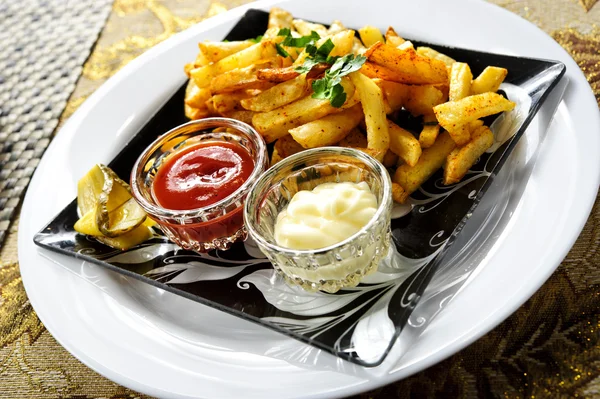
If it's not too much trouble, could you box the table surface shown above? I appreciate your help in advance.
[1,0,599,398]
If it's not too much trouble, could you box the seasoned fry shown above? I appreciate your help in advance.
[289,104,364,148]
[404,85,444,116]
[338,127,368,148]
[385,27,405,47]
[268,7,293,29]
[271,146,283,165]
[257,65,300,82]
[184,80,212,109]
[471,66,508,95]
[190,41,278,88]
[210,91,249,114]
[253,78,356,143]
[222,110,256,125]
[393,131,456,198]
[446,124,471,146]
[419,115,440,148]
[359,25,385,47]
[444,125,494,185]
[387,119,422,166]
[449,62,472,101]
[416,46,456,68]
[365,43,448,85]
[292,19,328,36]
[184,104,210,120]
[199,41,253,63]
[391,183,409,203]
[377,80,410,112]
[274,135,306,159]
[349,72,389,160]
[433,92,515,131]
[241,74,308,112]
[210,62,274,93]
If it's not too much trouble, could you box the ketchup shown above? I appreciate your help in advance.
[153,141,254,211]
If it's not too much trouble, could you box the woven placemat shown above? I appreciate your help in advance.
[0,0,113,246]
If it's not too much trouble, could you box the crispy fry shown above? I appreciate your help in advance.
[365,43,448,85]
[190,41,278,88]
[271,146,283,165]
[471,66,508,95]
[419,115,440,148]
[446,124,471,146]
[449,62,472,101]
[387,119,422,166]
[433,92,515,131]
[393,131,456,195]
[289,104,364,148]
[253,78,356,143]
[377,80,410,112]
[338,127,368,148]
[385,27,405,47]
[257,65,300,82]
[268,7,293,29]
[404,85,444,116]
[444,125,494,185]
[391,183,409,203]
[210,62,275,93]
[415,46,456,68]
[184,80,212,109]
[292,19,328,36]
[349,72,389,160]
[241,74,308,112]
[221,110,256,125]
[210,91,250,114]
[359,25,385,47]
[184,104,210,120]
[199,41,253,63]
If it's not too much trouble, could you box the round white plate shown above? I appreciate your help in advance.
[19,0,600,398]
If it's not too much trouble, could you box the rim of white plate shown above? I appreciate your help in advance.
[18,0,600,398]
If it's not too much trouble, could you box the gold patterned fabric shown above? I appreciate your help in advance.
[0,0,599,398]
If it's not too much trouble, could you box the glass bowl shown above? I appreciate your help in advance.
[244,147,393,293]
[131,118,268,252]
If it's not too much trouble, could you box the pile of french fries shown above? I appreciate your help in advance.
[184,8,515,203]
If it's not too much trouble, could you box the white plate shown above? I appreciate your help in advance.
[19,0,600,397]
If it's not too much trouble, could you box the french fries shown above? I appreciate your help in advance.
[350,72,389,160]
[471,66,508,94]
[387,120,421,166]
[289,104,363,148]
[444,125,494,185]
[393,132,456,198]
[359,25,385,47]
[434,92,515,132]
[183,10,516,204]
[365,43,448,85]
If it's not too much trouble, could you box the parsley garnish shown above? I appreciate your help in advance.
[278,29,321,48]
[275,43,290,58]
[248,35,263,43]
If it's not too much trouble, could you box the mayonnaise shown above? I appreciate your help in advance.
[274,181,378,250]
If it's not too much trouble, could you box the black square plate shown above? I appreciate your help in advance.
[34,9,565,367]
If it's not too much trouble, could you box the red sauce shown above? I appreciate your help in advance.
[153,141,254,211]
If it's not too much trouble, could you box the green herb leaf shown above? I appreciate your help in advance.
[309,53,367,107]
[281,31,320,47]
[248,35,263,43]
[275,43,290,58]
[316,39,335,58]
[277,28,291,37]
[329,84,347,108]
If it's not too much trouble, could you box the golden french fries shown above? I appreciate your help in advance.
[365,43,448,85]
[387,120,421,166]
[359,25,385,47]
[471,66,508,95]
[349,72,389,160]
[241,75,308,112]
[289,104,363,148]
[393,131,456,198]
[434,92,515,132]
[183,10,517,204]
[444,125,494,185]
[199,41,254,63]
[449,62,472,102]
